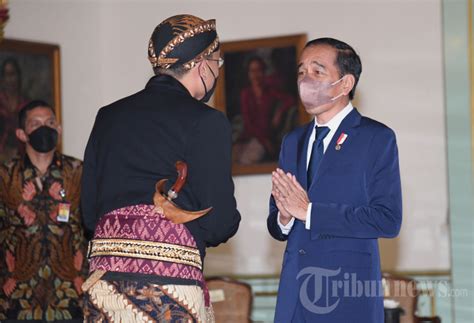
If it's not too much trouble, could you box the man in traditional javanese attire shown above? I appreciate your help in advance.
[80,14,241,322]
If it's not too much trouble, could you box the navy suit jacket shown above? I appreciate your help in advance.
[267,108,402,323]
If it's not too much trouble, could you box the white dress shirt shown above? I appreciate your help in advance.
[278,102,354,234]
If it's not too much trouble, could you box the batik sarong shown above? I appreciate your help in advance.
[83,279,212,323]
[83,205,213,322]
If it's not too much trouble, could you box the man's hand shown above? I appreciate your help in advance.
[272,176,292,225]
[272,168,309,221]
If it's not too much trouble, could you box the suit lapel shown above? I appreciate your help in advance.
[308,108,362,191]
[296,121,314,190]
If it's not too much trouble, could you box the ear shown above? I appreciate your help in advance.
[198,60,207,79]
[16,128,28,143]
[342,74,355,96]
[56,124,62,136]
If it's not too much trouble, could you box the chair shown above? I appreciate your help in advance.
[206,276,253,323]
[382,273,441,323]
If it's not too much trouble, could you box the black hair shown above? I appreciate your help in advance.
[18,100,54,129]
[154,65,188,78]
[246,56,266,73]
[305,38,362,100]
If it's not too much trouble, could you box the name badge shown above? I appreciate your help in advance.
[57,203,71,222]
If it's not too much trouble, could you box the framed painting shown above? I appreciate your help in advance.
[0,39,61,162]
[214,34,308,175]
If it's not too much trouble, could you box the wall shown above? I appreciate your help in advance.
[6,0,449,273]
[443,0,474,321]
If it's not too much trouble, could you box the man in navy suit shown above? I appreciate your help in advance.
[268,38,402,322]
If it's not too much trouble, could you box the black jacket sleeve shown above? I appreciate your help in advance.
[80,110,102,238]
[186,109,241,247]
[267,135,290,241]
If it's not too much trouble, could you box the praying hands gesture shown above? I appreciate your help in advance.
[272,168,310,223]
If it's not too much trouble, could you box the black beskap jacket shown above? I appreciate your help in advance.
[81,75,241,261]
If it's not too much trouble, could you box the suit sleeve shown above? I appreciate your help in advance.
[186,110,241,247]
[80,110,102,239]
[310,127,402,239]
[267,135,291,241]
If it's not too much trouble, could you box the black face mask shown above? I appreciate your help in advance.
[199,62,218,103]
[28,126,58,153]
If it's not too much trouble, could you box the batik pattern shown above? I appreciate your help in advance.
[0,153,88,321]
[83,280,212,323]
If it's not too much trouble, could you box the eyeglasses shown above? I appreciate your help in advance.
[206,57,224,68]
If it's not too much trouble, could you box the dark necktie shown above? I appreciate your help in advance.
[307,126,330,185]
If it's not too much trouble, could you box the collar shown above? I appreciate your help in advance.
[22,150,62,176]
[314,102,354,130]
[145,74,193,98]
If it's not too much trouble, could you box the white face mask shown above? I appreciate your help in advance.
[298,76,344,109]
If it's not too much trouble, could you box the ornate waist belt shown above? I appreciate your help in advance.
[87,204,209,307]
[88,204,204,284]
[88,238,202,270]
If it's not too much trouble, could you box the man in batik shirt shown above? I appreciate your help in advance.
[0,100,88,322]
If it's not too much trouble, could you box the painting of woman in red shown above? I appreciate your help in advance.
[236,56,297,164]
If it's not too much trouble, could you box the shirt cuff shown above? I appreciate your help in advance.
[277,212,295,235]
[305,203,312,230]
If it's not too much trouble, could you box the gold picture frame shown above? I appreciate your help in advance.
[0,38,61,162]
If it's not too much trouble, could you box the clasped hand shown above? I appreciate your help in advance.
[271,168,309,223]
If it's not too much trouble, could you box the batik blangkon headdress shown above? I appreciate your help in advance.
[148,14,220,71]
